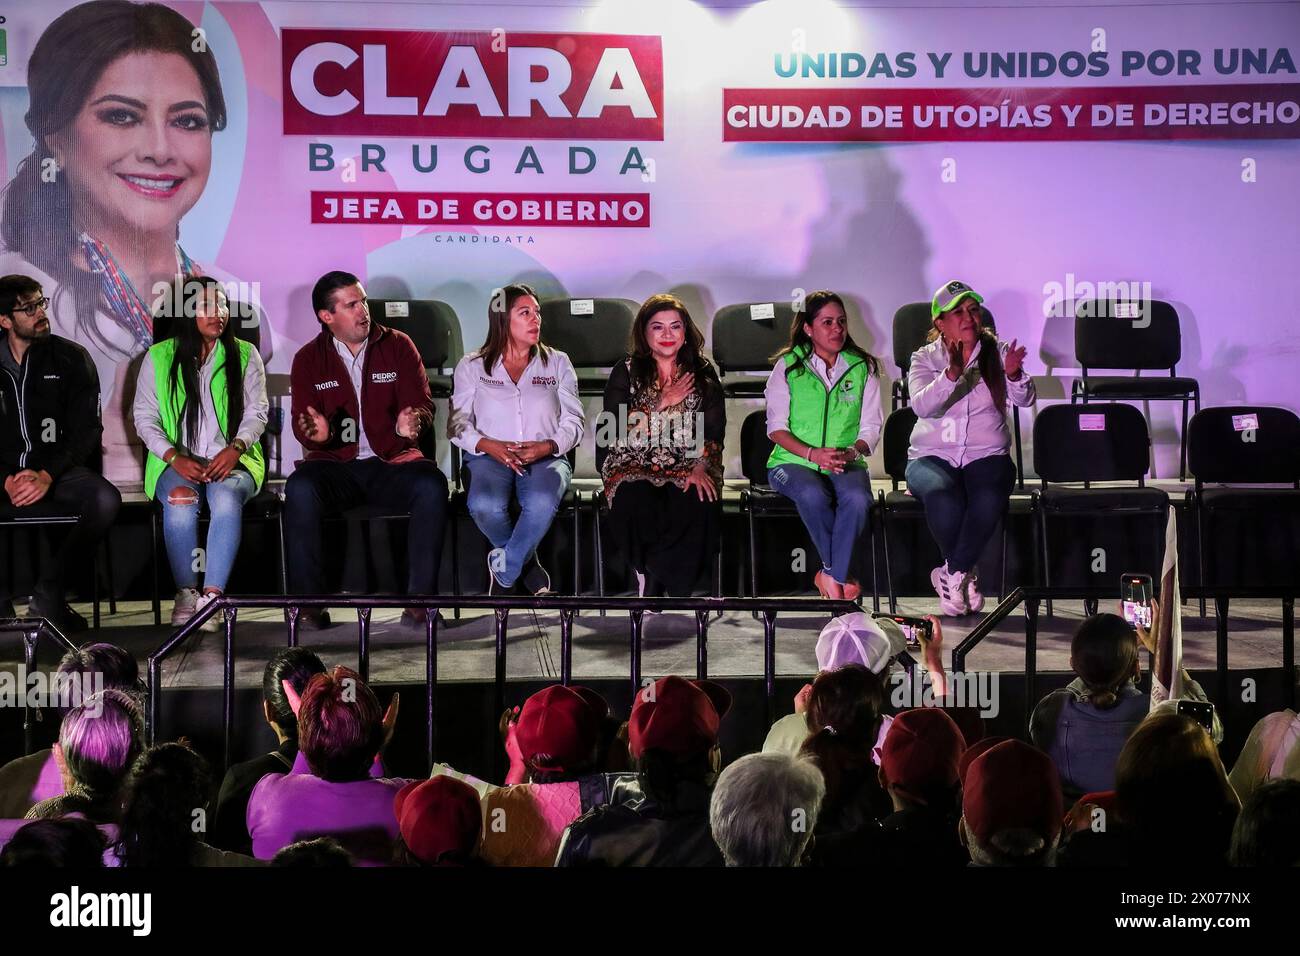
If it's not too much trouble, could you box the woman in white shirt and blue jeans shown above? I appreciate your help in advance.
[449,284,585,594]
[906,281,1034,616]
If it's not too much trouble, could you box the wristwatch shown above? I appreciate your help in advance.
[229,438,248,455]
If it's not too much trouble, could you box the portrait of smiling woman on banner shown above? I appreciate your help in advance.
[0,0,266,486]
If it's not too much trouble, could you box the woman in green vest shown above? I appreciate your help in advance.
[764,291,883,601]
[133,277,267,630]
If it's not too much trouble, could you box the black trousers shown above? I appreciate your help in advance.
[607,479,721,597]
[284,457,449,595]
[0,465,122,601]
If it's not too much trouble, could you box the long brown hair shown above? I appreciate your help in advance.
[477,283,549,375]
[628,293,720,395]
[927,312,1006,410]
[1070,614,1138,710]
[1,1,227,359]
[771,290,880,379]
[798,665,886,821]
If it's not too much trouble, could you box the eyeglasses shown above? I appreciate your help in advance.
[13,296,49,316]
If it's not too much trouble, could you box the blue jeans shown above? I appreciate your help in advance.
[768,464,872,584]
[156,466,257,592]
[465,454,572,587]
[904,454,1015,574]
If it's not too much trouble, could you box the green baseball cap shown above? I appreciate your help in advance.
[931,280,984,319]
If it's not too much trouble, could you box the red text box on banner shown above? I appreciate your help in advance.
[311,191,651,227]
[722,84,1300,142]
[284,29,664,139]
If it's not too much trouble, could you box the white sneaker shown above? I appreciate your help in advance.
[487,548,510,595]
[964,567,986,613]
[194,591,222,633]
[931,564,969,616]
[171,587,199,627]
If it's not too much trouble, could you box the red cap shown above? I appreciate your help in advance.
[628,676,731,758]
[958,735,1014,786]
[880,708,966,801]
[394,776,482,865]
[962,740,1064,845]
[514,685,607,772]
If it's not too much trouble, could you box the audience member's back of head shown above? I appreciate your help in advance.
[961,740,1062,867]
[55,642,144,713]
[1229,778,1300,866]
[710,752,825,866]
[117,743,213,867]
[272,837,354,867]
[1070,614,1139,709]
[59,689,144,796]
[262,647,326,741]
[0,818,105,867]
[298,666,384,782]
[1116,713,1239,861]
[799,664,884,815]
[394,776,483,866]
[879,707,966,814]
[629,677,731,804]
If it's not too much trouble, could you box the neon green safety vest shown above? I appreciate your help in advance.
[143,337,265,499]
[767,345,871,473]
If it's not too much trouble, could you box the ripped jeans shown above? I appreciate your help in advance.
[156,466,257,592]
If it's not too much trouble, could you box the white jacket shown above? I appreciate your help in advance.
[449,348,585,456]
[907,336,1035,467]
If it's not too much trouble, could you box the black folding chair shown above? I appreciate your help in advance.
[1187,406,1300,617]
[1032,403,1168,617]
[891,302,1024,489]
[0,504,115,628]
[712,302,797,398]
[1072,299,1200,480]
[539,297,637,397]
[739,409,878,613]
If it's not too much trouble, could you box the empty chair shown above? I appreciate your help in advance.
[1187,406,1300,620]
[539,297,637,396]
[712,301,798,397]
[1032,403,1168,614]
[1072,299,1200,480]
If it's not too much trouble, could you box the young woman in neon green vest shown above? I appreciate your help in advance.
[133,277,268,631]
[764,291,883,601]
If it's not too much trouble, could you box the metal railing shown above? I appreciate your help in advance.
[952,584,1298,730]
[146,594,859,776]
[1,617,79,755]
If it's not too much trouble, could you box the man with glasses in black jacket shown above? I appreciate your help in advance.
[0,275,121,631]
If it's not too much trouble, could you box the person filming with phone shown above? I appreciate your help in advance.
[1030,597,1222,802]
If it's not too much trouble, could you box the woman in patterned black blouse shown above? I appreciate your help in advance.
[598,294,725,597]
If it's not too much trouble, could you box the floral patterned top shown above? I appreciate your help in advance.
[599,358,725,504]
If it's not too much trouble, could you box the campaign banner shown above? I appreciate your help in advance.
[723,83,1300,142]
[282,29,665,139]
[310,191,650,226]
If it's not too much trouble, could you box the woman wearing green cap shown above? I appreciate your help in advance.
[905,281,1033,616]
[764,291,883,601]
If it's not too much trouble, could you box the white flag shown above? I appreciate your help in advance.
[1150,509,1184,708]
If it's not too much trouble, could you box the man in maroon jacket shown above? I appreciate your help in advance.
[285,271,449,629]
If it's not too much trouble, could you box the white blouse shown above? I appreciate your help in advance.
[449,347,585,456]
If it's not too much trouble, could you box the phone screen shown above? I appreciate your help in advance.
[875,614,931,647]
[1121,574,1153,629]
